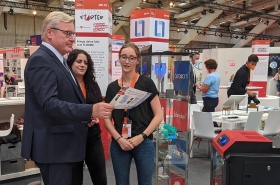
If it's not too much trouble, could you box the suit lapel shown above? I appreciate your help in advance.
[39,45,86,103]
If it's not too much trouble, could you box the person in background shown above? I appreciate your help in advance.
[4,73,15,85]
[21,11,113,185]
[189,53,200,104]
[104,43,162,185]
[196,59,220,112]
[227,54,259,104]
[67,49,107,185]
[4,73,15,93]
[272,67,280,96]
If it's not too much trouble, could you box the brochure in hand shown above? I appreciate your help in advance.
[110,87,151,109]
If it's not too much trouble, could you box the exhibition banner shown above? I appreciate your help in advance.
[173,61,190,93]
[75,0,112,95]
[251,40,269,97]
[172,99,189,132]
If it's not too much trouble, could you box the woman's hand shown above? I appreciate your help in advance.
[127,135,144,148]
[118,137,134,151]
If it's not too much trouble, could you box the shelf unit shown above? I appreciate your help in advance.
[0,99,40,181]
[154,128,188,185]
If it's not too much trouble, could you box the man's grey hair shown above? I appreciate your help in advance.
[41,11,74,41]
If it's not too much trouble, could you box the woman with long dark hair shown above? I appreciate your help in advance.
[67,49,107,185]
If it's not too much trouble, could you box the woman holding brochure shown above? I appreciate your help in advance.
[104,43,162,185]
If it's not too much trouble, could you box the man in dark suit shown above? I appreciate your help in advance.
[189,53,200,104]
[21,11,114,185]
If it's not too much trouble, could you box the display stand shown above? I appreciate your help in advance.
[154,122,188,185]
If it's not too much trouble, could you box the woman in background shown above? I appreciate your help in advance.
[196,59,220,112]
[104,43,162,185]
[67,49,107,185]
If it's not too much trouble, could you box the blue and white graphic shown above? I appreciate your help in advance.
[270,61,277,69]
[134,20,145,37]
[174,61,190,93]
[154,20,165,37]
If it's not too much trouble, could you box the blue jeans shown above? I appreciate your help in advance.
[110,138,155,185]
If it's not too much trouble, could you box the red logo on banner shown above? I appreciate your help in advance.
[172,100,189,131]
[13,47,20,53]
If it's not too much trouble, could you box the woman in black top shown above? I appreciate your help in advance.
[104,43,162,185]
[68,49,107,185]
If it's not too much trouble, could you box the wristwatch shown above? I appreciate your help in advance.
[141,133,147,139]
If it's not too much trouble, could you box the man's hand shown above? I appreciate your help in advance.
[88,118,99,127]
[247,91,257,97]
[92,102,114,119]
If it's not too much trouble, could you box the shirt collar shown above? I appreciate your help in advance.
[42,42,64,64]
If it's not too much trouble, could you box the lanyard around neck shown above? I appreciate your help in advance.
[121,73,138,88]
[121,73,139,124]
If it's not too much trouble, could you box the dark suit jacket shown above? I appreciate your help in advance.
[189,64,197,104]
[21,45,92,163]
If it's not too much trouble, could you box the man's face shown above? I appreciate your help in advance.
[192,54,200,64]
[47,22,75,56]
[247,61,257,70]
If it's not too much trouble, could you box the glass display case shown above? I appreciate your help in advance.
[153,98,189,185]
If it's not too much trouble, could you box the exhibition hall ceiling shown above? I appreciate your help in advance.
[1,0,280,47]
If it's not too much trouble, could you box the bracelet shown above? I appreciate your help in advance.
[116,136,122,141]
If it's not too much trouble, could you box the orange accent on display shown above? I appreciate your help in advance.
[248,81,267,97]
[130,8,170,20]
[130,37,169,43]
[75,0,112,11]
[112,34,125,40]
[252,40,270,45]
[76,32,112,38]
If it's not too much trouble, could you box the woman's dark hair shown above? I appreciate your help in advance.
[67,49,102,104]
[204,59,218,70]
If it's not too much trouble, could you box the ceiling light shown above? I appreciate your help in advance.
[201,9,207,15]
[177,28,180,32]
[169,1,175,8]
[258,18,263,23]
[236,14,241,19]
[214,32,218,36]
[8,8,14,15]
[157,0,163,8]
[142,0,146,2]
[265,20,270,25]
[113,20,119,26]
[208,9,215,14]
[32,10,37,15]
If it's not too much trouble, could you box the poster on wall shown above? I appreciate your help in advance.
[268,54,280,77]
[75,1,112,95]
[111,35,124,81]
[173,61,190,93]
[76,37,111,94]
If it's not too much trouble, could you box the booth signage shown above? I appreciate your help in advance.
[173,61,190,93]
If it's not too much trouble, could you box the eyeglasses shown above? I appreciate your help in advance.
[50,28,76,38]
[119,55,137,63]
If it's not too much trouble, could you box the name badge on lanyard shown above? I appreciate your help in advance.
[120,73,138,139]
